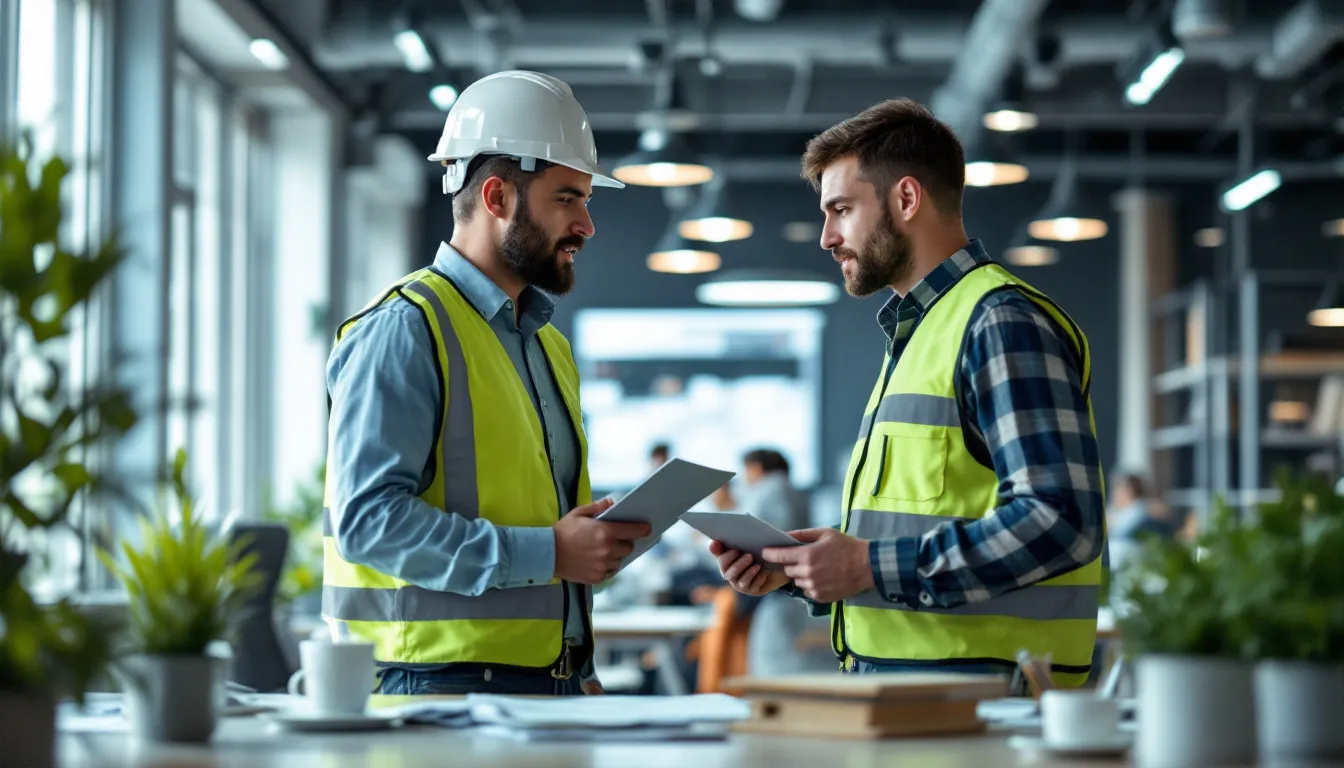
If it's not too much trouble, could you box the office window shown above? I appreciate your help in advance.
[168,53,229,520]
[574,309,824,493]
[9,0,105,597]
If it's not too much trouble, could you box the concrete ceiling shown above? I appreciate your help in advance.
[251,0,1344,179]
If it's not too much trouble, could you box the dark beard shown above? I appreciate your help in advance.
[499,201,583,296]
[833,206,913,297]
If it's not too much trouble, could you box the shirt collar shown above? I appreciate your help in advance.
[876,238,991,341]
[432,242,556,329]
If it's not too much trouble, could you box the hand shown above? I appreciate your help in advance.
[553,498,651,585]
[759,528,873,603]
[581,679,604,695]
[709,540,790,596]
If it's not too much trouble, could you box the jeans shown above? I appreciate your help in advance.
[851,660,1027,696]
[377,666,582,696]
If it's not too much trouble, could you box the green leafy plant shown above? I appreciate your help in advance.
[98,450,261,655]
[258,463,325,609]
[0,135,136,697]
[1116,468,1344,663]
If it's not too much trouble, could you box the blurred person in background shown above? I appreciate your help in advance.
[322,71,649,697]
[711,97,1107,689]
[711,449,833,676]
[1106,470,1182,581]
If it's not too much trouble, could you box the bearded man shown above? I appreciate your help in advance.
[710,98,1108,689]
[321,71,650,696]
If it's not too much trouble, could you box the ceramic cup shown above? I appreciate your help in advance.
[1040,689,1122,748]
[286,638,376,716]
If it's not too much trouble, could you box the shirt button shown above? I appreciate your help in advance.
[919,592,933,606]
[504,301,513,310]
[527,579,534,585]
[888,593,898,600]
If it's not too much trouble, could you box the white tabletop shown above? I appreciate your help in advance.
[56,711,1125,767]
[590,607,715,637]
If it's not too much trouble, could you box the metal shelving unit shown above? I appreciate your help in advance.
[1149,271,1344,521]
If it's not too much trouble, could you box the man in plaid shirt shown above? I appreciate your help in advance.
[710,98,1106,682]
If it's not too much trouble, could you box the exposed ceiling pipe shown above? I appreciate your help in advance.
[313,12,1272,71]
[928,0,1052,141]
[1255,0,1344,79]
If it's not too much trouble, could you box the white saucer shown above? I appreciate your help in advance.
[261,708,405,733]
[1007,733,1133,757]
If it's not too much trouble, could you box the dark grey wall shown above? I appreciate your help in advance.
[418,176,1125,485]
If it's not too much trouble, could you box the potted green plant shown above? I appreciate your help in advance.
[1116,498,1259,768]
[1240,470,1344,763]
[0,136,136,766]
[98,449,260,743]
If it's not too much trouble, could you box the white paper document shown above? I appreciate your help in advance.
[380,693,750,737]
[679,511,802,571]
[596,458,735,571]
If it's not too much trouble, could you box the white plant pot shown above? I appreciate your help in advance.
[117,654,224,743]
[0,689,56,767]
[1136,654,1257,768]
[1255,660,1344,763]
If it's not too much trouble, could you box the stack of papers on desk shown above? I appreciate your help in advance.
[383,694,751,741]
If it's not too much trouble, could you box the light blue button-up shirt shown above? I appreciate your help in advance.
[326,243,586,644]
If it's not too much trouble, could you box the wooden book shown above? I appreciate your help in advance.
[723,672,1010,740]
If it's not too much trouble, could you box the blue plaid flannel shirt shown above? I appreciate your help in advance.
[791,239,1105,614]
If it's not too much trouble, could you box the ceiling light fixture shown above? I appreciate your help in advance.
[677,177,753,242]
[428,84,458,111]
[1322,218,1344,237]
[964,135,1029,187]
[696,270,840,307]
[1221,169,1281,212]
[1122,23,1185,106]
[983,65,1038,133]
[612,135,714,187]
[1194,227,1225,248]
[248,38,289,70]
[1028,152,1108,242]
[393,29,435,73]
[1308,276,1344,327]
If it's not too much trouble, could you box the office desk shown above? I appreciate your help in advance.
[58,716,1126,767]
[591,607,714,695]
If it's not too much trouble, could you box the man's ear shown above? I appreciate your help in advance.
[480,176,513,221]
[887,176,922,222]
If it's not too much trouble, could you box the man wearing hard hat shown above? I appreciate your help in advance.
[320,71,650,695]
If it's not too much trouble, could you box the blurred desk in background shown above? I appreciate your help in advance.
[592,607,715,696]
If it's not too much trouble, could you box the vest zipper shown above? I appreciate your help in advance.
[834,342,899,663]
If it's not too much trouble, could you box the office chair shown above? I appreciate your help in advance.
[227,524,295,693]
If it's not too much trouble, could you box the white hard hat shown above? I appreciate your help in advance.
[428,70,624,195]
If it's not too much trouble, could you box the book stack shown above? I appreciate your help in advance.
[722,673,1010,740]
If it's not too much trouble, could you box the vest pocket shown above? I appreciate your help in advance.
[868,428,948,503]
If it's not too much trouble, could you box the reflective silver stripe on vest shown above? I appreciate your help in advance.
[858,393,960,437]
[322,506,334,537]
[402,280,479,519]
[846,508,978,539]
[846,583,1100,621]
[844,508,1099,620]
[323,583,563,622]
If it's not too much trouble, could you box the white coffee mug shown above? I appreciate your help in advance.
[1040,689,1122,748]
[286,638,376,716]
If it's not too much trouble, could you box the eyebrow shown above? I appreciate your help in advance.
[821,195,852,211]
[555,186,592,200]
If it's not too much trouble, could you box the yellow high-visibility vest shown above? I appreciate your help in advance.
[320,267,591,670]
[834,261,1105,687]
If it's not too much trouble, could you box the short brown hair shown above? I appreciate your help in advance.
[451,155,554,223]
[800,97,965,216]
